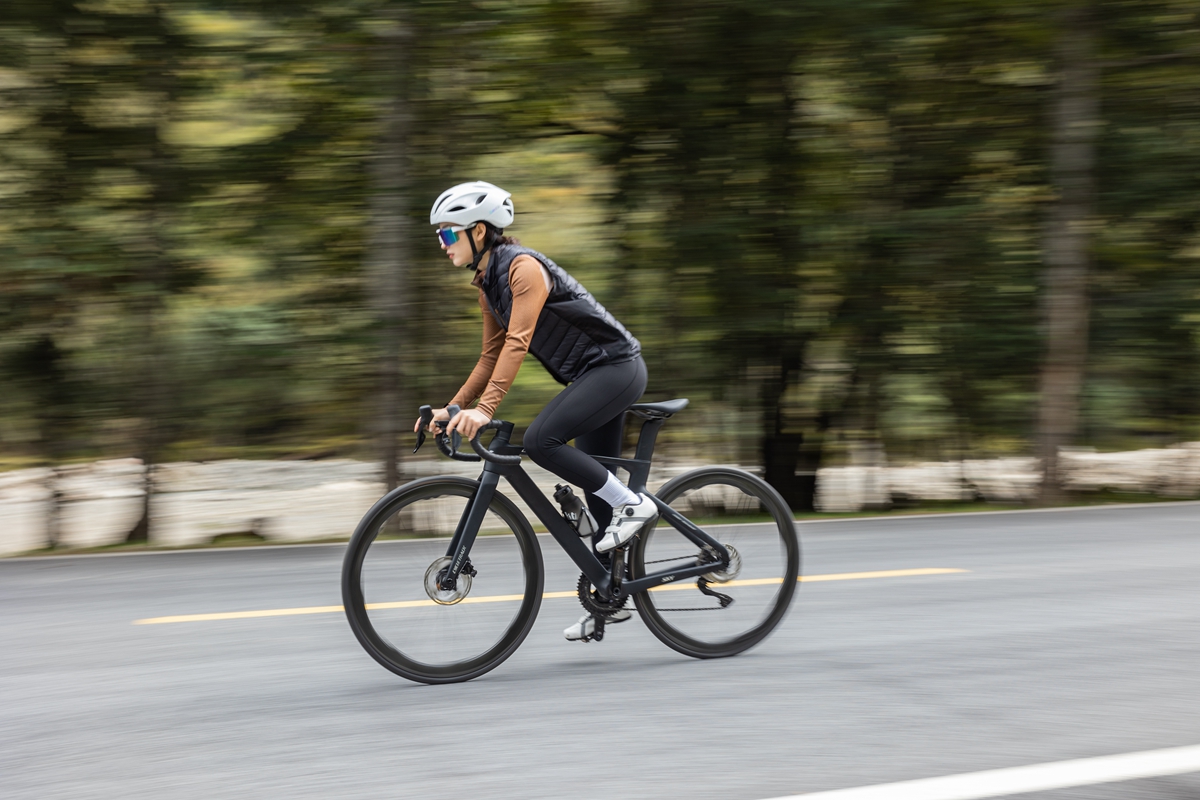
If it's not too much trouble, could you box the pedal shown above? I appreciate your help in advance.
[567,613,607,643]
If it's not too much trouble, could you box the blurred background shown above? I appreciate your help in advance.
[2,0,1200,548]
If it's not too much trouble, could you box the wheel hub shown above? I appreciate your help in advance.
[424,556,472,605]
[703,544,741,583]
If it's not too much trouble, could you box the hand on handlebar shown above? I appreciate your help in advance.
[446,408,492,440]
[414,404,516,464]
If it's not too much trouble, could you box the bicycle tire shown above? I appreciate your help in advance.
[630,467,800,659]
[342,476,543,684]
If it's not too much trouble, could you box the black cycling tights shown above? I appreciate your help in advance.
[523,357,648,529]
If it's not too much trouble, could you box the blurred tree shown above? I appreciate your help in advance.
[362,7,414,492]
[523,0,828,507]
[817,0,1047,460]
[1038,0,1100,504]
[0,0,203,539]
[1038,0,1200,495]
[1086,0,1200,449]
[2,0,1200,515]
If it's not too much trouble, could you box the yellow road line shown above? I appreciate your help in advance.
[133,568,968,625]
[802,566,967,582]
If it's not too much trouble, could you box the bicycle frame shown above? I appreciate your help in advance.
[441,417,731,600]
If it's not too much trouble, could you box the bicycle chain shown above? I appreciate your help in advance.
[629,552,733,612]
[574,552,718,615]
[575,550,733,614]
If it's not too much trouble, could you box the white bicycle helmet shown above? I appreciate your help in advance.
[429,181,514,228]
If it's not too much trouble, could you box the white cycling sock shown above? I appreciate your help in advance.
[594,471,639,508]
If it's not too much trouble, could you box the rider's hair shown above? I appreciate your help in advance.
[478,222,519,248]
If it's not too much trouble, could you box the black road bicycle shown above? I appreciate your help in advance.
[341,399,801,684]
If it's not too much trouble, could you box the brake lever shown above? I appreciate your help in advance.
[445,404,462,453]
[413,405,434,454]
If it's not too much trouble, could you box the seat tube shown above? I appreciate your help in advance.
[627,418,665,493]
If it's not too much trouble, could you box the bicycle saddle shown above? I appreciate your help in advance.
[628,398,689,418]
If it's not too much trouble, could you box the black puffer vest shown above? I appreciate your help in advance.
[479,243,641,385]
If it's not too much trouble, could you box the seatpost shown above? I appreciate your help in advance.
[633,418,666,463]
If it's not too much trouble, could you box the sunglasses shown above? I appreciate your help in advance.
[435,225,470,246]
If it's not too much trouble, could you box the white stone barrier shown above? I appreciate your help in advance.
[0,468,53,556]
[963,458,1041,503]
[56,459,147,549]
[150,459,383,547]
[816,457,1043,512]
[1059,444,1200,497]
[888,462,976,503]
[0,457,701,554]
[4,446,1200,554]
[813,466,889,513]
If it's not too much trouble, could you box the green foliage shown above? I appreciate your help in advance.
[2,0,1199,487]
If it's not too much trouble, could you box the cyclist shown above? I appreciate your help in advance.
[416,181,654,642]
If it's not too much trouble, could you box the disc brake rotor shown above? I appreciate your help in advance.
[424,556,472,605]
[703,544,742,583]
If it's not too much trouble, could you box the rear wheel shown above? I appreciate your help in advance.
[630,467,800,659]
[341,476,543,684]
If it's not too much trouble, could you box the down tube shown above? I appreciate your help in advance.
[501,467,611,591]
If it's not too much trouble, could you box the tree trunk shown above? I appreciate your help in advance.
[126,226,167,545]
[367,12,413,492]
[1038,1,1099,505]
[126,6,180,544]
[762,349,820,511]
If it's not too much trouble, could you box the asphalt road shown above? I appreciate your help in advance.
[2,503,1199,800]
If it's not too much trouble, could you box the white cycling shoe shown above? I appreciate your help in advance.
[594,494,658,553]
[564,609,631,641]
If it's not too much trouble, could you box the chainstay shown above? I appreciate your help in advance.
[640,553,728,610]
[643,554,716,565]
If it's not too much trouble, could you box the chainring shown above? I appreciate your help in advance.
[577,572,627,618]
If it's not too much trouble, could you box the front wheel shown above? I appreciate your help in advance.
[631,467,800,659]
[342,476,543,684]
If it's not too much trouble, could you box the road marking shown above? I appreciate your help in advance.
[761,743,1200,800]
[132,567,967,625]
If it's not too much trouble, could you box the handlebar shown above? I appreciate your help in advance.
[414,404,521,465]
[465,420,521,465]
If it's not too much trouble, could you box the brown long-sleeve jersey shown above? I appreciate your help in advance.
[450,254,550,417]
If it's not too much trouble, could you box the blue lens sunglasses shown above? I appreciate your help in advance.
[436,225,469,247]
